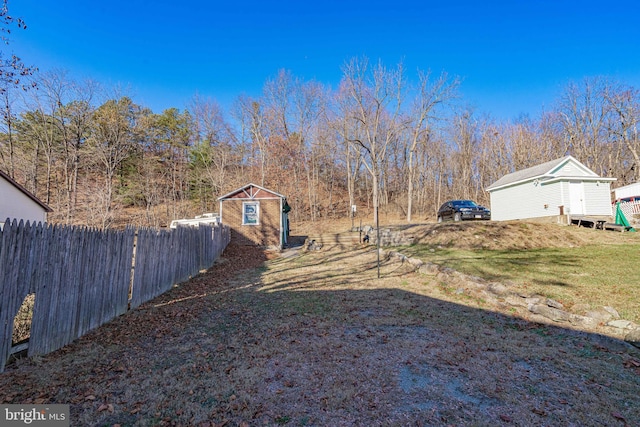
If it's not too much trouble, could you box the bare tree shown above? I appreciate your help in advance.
[14,108,57,204]
[556,77,610,173]
[20,70,97,221]
[234,95,269,186]
[262,70,329,220]
[61,79,97,222]
[340,57,404,225]
[329,89,364,219]
[0,0,37,177]
[603,83,640,183]
[154,107,193,219]
[405,70,459,222]
[187,94,237,208]
[449,109,478,200]
[87,96,140,227]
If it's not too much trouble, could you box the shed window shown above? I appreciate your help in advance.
[243,202,259,225]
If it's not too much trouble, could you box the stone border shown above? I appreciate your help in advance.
[382,249,640,349]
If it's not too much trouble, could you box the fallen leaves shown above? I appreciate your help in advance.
[499,414,512,422]
[531,408,547,416]
[97,403,114,413]
[611,411,627,423]
[0,242,639,426]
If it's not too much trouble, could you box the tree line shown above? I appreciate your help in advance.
[2,65,640,228]
[2,52,640,227]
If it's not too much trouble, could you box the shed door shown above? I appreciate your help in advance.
[569,181,585,215]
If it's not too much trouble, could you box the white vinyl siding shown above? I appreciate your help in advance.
[553,161,598,178]
[489,180,564,221]
[490,179,613,221]
[488,157,615,221]
[0,180,48,225]
[583,181,613,216]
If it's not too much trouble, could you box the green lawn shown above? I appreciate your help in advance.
[402,243,640,323]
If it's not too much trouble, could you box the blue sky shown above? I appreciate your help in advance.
[8,0,640,120]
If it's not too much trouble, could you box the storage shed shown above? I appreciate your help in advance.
[218,183,290,249]
[486,156,616,221]
[0,169,52,227]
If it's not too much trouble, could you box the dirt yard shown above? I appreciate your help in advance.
[1,220,639,426]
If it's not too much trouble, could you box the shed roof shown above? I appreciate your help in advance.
[0,169,53,212]
[217,183,285,201]
[486,155,612,192]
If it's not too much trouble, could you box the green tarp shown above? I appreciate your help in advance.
[615,202,636,232]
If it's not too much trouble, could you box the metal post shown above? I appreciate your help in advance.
[376,207,380,279]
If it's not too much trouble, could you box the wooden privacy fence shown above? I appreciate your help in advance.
[0,220,230,372]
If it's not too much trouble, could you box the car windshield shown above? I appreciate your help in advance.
[452,200,477,208]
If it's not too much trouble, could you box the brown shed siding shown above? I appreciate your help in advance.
[218,183,288,249]
[223,198,281,247]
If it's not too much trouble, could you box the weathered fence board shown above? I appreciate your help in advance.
[0,220,230,372]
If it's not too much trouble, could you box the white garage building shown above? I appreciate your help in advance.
[486,156,616,221]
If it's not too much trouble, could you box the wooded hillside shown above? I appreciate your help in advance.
[2,64,639,228]
[1,1,639,229]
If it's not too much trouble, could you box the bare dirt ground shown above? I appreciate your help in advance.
[1,220,639,426]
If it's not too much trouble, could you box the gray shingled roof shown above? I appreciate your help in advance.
[486,156,572,191]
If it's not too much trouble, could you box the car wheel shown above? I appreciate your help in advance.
[454,213,461,222]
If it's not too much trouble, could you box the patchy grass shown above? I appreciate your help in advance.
[0,224,639,426]
[402,241,640,323]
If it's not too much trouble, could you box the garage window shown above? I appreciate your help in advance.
[243,201,259,225]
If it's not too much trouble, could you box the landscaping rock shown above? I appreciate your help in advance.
[503,294,529,308]
[528,304,572,322]
[487,283,509,295]
[524,296,543,305]
[396,244,635,338]
[568,314,599,329]
[624,328,640,349]
[407,257,424,269]
[571,303,591,314]
[418,263,440,275]
[584,309,613,324]
[603,306,621,319]
[607,320,636,330]
[305,239,323,251]
[545,298,564,309]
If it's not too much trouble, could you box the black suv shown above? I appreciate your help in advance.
[437,200,491,222]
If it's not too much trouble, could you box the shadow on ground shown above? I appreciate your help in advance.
[0,243,638,427]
